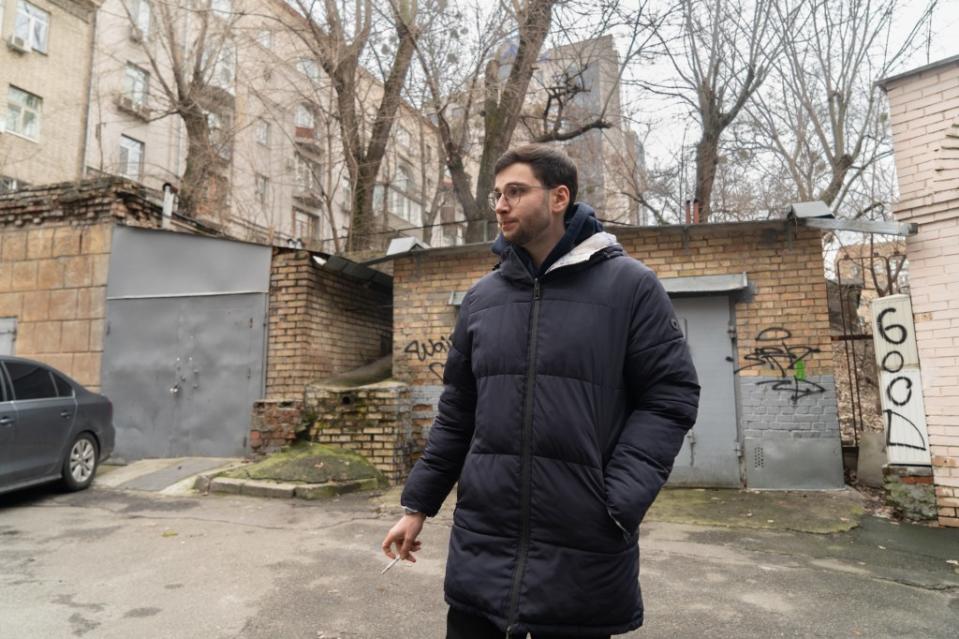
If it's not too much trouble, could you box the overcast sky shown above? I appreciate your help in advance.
[623,0,959,167]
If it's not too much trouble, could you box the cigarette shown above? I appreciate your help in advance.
[381,556,402,574]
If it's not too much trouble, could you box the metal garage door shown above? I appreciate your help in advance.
[101,226,271,460]
[667,295,741,487]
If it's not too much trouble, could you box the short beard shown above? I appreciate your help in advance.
[508,199,551,248]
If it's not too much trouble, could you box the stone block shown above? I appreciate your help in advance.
[37,259,64,289]
[61,320,91,352]
[63,256,92,288]
[91,254,110,286]
[240,480,297,499]
[32,321,61,353]
[11,261,38,291]
[20,291,50,322]
[0,292,22,316]
[2,233,27,261]
[53,226,82,257]
[0,261,12,292]
[72,352,101,386]
[209,477,245,494]
[82,224,112,254]
[48,289,79,321]
[89,319,104,351]
[77,287,105,319]
[26,228,54,259]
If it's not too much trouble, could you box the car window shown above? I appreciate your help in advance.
[0,365,8,402]
[52,372,74,398]
[5,362,57,400]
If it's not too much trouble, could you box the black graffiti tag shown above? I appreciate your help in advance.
[405,336,453,381]
[735,327,824,403]
[876,306,927,452]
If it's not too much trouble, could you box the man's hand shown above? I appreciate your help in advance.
[382,513,427,563]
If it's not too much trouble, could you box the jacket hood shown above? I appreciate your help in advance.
[491,202,611,278]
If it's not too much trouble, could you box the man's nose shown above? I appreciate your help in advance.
[494,193,510,214]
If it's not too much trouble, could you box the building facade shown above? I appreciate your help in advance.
[882,55,959,528]
[0,0,98,190]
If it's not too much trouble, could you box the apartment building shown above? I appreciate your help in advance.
[84,0,445,252]
[0,0,98,191]
[521,34,643,226]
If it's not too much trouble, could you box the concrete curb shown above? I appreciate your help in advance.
[201,474,380,500]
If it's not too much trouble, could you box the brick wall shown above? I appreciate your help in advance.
[264,249,393,398]
[885,59,959,527]
[306,382,414,483]
[394,223,833,386]
[250,399,305,456]
[0,179,166,390]
[392,222,838,481]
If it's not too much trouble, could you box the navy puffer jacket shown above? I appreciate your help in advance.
[402,217,700,636]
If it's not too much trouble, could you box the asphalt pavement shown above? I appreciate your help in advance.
[0,467,957,638]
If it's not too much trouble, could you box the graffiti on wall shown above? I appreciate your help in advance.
[404,335,453,381]
[734,327,825,403]
[871,297,931,464]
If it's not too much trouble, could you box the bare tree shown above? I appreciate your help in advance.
[280,0,420,251]
[117,0,246,218]
[648,0,787,223]
[746,0,937,217]
[415,0,660,241]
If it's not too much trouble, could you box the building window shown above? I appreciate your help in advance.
[205,40,236,92]
[207,111,232,160]
[293,209,319,240]
[0,176,28,193]
[15,1,49,53]
[294,103,315,130]
[255,174,269,204]
[124,64,149,107]
[395,125,411,152]
[297,58,320,82]
[255,118,270,145]
[256,29,272,49]
[388,165,421,226]
[294,154,316,191]
[118,135,144,180]
[6,86,42,140]
[128,0,151,36]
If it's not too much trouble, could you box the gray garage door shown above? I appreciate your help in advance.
[667,295,741,487]
[101,226,270,460]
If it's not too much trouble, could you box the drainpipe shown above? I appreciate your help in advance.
[162,182,177,229]
[78,3,98,179]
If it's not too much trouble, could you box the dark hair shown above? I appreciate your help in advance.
[493,143,578,206]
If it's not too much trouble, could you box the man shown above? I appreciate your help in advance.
[382,144,700,638]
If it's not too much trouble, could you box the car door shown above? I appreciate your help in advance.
[0,366,19,488]
[4,361,75,482]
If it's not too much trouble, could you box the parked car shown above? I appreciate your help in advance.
[0,356,114,496]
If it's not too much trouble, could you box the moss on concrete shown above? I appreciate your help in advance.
[883,478,937,521]
[221,442,386,487]
[645,488,866,534]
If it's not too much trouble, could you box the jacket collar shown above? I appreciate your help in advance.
[495,231,622,284]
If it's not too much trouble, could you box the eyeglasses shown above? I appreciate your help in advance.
[488,183,551,210]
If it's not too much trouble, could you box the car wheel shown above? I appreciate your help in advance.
[62,433,99,491]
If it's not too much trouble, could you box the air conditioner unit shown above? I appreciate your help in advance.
[118,95,135,112]
[129,26,144,43]
[7,34,28,53]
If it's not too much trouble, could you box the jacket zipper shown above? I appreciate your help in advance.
[505,278,542,637]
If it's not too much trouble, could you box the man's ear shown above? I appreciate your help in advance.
[551,185,570,214]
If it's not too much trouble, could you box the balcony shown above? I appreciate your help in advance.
[115,94,152,122]
[294,127,323,155]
